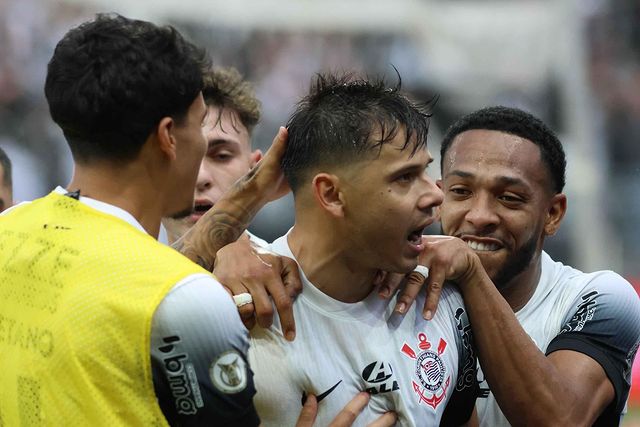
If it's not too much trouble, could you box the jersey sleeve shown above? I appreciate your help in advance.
[150,273,259,426]
[545,272,640,415]
[440,287,478,426]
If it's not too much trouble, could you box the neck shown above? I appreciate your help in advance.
[67,160,165,238]
[498,252,543,312]
[288,220,378,303]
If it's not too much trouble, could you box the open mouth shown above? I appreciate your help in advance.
[193,202,213,215]
[407,228,424,245]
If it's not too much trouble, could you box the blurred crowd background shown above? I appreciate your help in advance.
[0,0,638,420]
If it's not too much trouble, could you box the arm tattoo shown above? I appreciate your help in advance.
[174,192,261,271]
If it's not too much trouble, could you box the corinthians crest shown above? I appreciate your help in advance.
[400,332,450,410]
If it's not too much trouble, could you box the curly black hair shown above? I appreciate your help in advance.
[45,13,209,163]
[440,106,566,193]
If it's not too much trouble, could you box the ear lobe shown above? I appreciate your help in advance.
[544,193,567,236]
[312,173,344,217]
[156,117,177,159]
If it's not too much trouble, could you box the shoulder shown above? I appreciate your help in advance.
[559,269,639,323]
[157,273,236,320]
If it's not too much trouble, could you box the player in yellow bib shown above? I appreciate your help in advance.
[0,13,275,427]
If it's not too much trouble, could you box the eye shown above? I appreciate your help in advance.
[208,148,236,162]
[498,194,524,205]
[397,173,412,182]
[449,186,470,196]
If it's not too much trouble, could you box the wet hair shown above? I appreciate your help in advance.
[45,13,209,163]
[202,67,261,135]
[283,72,435,192]
[0,147,11,189]
[440,106,566,193]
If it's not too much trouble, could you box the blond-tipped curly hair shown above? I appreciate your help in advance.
[202,67,261,134]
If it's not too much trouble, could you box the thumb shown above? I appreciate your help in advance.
[261,126,288,166]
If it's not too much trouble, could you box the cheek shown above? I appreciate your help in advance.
[438,204,463,231]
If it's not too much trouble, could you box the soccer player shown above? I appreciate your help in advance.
[248,73,478,426]
[162,66,263,245]
[395,106,640,425]
[161,65,301,339]
[0,146,12,212]
[0,14,271,425]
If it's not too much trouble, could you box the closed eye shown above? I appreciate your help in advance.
[396,173,414,183]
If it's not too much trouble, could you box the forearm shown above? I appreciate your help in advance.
[173,170,268,270]
[460,281,582,426]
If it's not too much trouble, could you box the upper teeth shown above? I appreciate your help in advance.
[466,241,499,251]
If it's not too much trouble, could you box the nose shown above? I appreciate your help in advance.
[418,175,444,214]
[195,162,213,193]
[465,193,499,230]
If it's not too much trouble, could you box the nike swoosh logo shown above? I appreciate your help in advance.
[301,380,343,405]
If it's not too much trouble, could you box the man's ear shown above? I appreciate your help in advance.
[312,173,344,218]
[156,117,177,160]
[544,193,567,236]
[250,149,263,168]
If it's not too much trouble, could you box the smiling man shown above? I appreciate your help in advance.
[433,106,640,426]
[248,73,478,426]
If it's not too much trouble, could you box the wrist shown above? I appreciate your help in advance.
[458,253,489,294]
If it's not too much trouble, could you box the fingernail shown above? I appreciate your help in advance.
[286,331,296,341]
[395,302,406,314]
[424,310,432,320]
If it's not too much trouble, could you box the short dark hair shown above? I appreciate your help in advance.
[0,146,11,188]
[45,13,209,163]
[283,73,435,192]
[440,106,566,193]
[203,67,261,135]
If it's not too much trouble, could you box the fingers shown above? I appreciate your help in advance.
[377,272,405,299]
[255,126,290,202]
[368,411,398,427]
[276,257,302,341]
[423,268,445,320]
[282,257,303,298]
[299,391,396,427]
[238,303,256,330]
[263,275,295,341]
[295,394,318,427]
[394,271,425,315]
[263,126,288,161]
[248,278,276,329]
[329,392,370,427]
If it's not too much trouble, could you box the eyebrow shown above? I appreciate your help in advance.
[207,138,240,149]
[446,170,528,187]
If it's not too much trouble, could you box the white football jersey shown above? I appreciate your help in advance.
[249,233,477,427]
[476,251,640,426]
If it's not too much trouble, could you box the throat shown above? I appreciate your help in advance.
[288,229,377,303]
